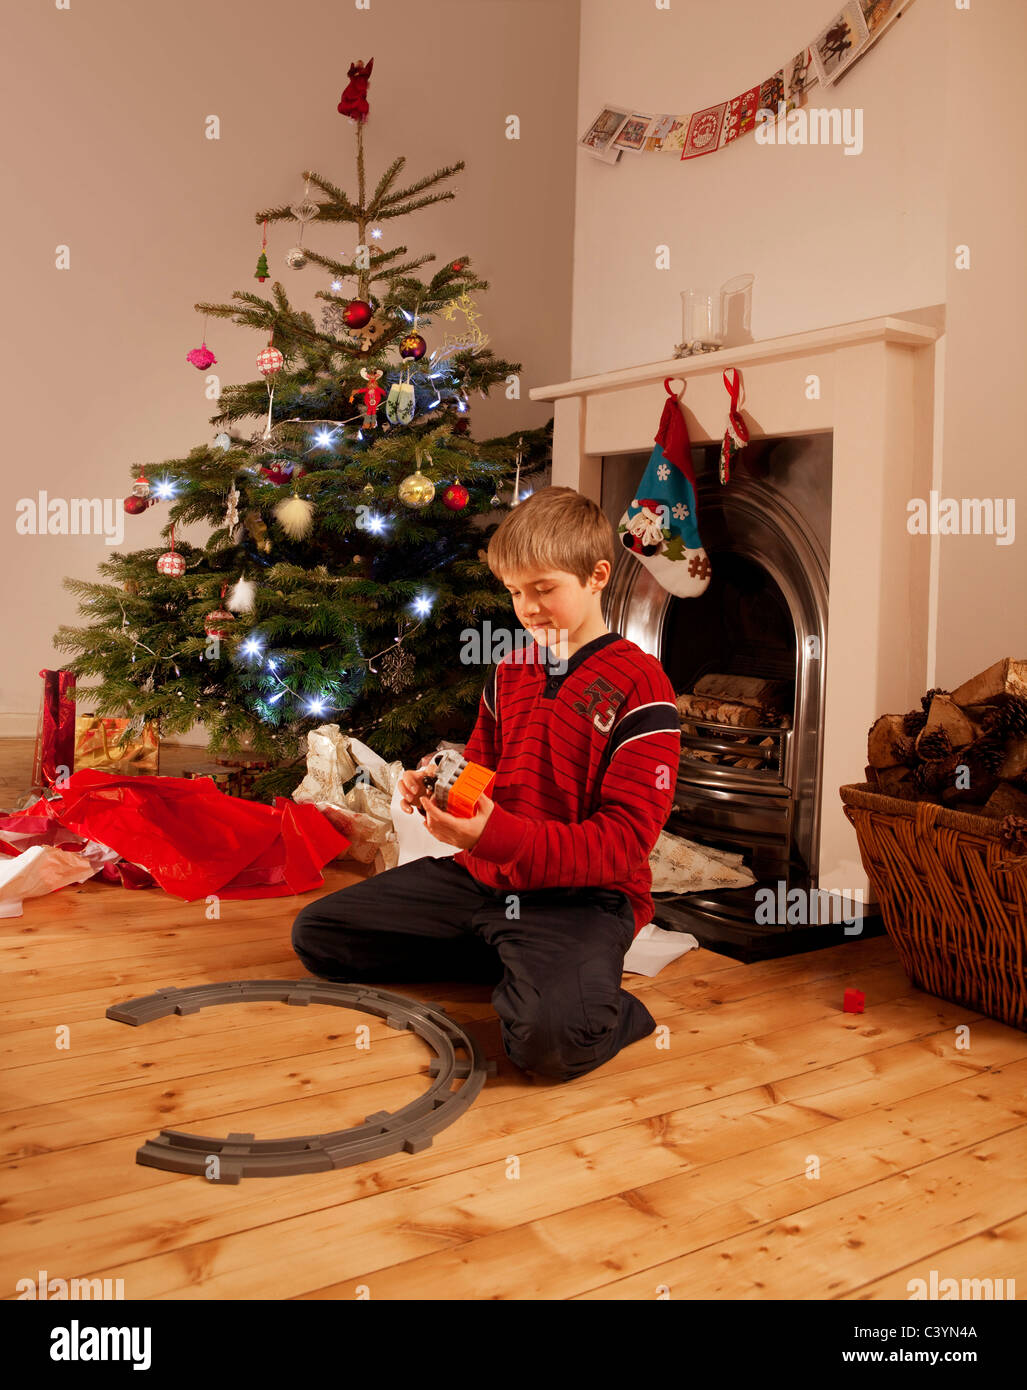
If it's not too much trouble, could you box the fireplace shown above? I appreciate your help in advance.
[529,314,943,959]
[601,434,863,958]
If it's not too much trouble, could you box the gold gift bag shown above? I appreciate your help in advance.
[74,715,160,775]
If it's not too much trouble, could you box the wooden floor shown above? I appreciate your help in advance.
[2,740,1026,1300]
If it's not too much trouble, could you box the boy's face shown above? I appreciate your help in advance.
[501,564,608,647]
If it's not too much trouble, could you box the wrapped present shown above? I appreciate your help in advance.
[32,669,77,789]
[180,761,274,799]
[74,715,159,775]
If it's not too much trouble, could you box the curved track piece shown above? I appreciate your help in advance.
[106,980,496,1182]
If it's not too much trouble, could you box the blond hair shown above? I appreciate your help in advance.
[486,486,615,587]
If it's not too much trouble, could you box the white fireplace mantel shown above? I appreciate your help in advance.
[529,315,943,900]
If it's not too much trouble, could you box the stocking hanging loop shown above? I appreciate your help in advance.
[663,377,686,400]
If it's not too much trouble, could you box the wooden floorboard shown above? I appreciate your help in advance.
[1,739,1025,1300]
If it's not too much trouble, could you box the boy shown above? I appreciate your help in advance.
[291,486,681,1082]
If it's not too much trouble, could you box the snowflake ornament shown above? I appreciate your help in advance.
[672,501,690,520]
[656,463,670,481]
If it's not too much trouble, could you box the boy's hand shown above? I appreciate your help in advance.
[398,756,438,815]
[419,792,494,852]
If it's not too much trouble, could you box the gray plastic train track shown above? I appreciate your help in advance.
[105,980,496,1183]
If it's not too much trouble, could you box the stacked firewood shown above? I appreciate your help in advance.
[677,674,791,769]
[865,658,1027,830]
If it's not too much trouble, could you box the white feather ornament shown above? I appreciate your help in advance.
[273,495,314,540]
[226,576,257,613]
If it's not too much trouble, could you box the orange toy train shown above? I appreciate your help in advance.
[418,749,496,820]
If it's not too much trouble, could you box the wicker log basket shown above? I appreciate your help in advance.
[839,783,1027,1031]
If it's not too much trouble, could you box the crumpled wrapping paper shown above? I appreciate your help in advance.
[292,726,403,873]
[1,771,348,902]
[292,726,467,875]
[0,843,99,918]
[648,829,756,893]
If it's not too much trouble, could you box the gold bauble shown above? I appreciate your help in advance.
[397,469,435,507]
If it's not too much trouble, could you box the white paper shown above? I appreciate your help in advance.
[391,777,460,866]
[623,922,700,977]
[0,844,97,918]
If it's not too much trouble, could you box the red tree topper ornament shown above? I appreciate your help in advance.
[338,58,374,124]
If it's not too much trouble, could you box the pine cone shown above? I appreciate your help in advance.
[970,734,1007,776]
[917,728,953,762]
[920,686,950,712]
[896,734,917,766]
[912,759,949,795]
[982,693,1027,739]
[903,708,928,737]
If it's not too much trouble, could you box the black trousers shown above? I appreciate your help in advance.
[291,855,656,1083]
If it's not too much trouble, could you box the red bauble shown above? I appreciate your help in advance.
[452,417,470,436]
[157,551,186,577]
[343,299,373,329]
[442,483,469,511]
[124,496,150,515]
[451,260,466,271]
[399,332,427,361]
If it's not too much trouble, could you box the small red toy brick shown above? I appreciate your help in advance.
[843,988,865,1014]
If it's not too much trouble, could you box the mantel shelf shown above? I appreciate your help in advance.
[528,315,941,401]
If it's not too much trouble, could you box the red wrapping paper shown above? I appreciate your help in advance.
[0,771,349,901]
[32,669,76,788]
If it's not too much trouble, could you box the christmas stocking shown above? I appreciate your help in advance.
[618,380,712,597]
[385,380,415,425]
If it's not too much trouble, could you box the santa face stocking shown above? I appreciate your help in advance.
[618,380,712,597]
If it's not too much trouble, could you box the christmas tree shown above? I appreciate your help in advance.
[55,59,550,797]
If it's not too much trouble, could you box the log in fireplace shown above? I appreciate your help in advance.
[602,432,882,960]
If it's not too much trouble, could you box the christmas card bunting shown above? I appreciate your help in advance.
[577,0,916,163]
[720,87,761,148]
[681,103,727,160]
[613,113,655,153]
[810,1,870,87]
[644,114,687,154]
[579,104,632,162]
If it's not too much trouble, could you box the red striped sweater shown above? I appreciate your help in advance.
[453,630,681,939]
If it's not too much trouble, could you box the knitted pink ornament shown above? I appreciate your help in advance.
[186,341,218,369]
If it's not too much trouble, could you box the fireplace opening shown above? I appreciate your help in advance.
[666,551,796,777]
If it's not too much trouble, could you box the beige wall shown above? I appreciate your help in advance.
[3,0,580,731]
[571,0,1025,701]
[938,0,1027,684]
[572,0,947,374]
